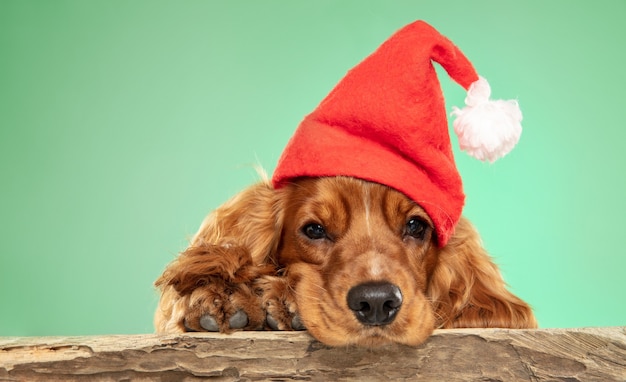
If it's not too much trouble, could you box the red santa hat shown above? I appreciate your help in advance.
[272,20,522,247]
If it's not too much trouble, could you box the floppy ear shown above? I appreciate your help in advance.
[155,180,282,298]
[427,217,537,329]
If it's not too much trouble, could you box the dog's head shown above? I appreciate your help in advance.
[277,176,438,346]
[274,176,535,346]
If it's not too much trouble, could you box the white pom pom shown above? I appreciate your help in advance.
[451,76,522,162]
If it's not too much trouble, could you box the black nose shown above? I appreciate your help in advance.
[347,282,402,326]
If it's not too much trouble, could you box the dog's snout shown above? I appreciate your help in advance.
[347,282,402,326]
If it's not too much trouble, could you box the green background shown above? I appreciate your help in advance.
[1,1,625,336]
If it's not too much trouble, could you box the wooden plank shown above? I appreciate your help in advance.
[1,327,625,381]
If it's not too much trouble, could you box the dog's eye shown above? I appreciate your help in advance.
[405,217,427,240]
[302,223,327,240]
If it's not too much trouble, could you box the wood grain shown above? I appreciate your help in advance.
[1,327,625,381]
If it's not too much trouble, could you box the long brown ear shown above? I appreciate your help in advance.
[427,217,537,329]
[155,180,282,296]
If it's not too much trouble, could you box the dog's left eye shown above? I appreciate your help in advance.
[405,217,428,240]
[302,223,328,240]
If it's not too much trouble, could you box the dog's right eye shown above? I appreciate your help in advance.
[405,217,428,240]
[302,223,327,240]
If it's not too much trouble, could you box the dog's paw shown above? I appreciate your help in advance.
[256,275,306,331]
[156,245,306,333]
[179,279,266,333]
[156,244,281,333]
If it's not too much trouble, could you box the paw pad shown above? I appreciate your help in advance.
[266,314,306,331]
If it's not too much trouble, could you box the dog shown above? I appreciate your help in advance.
[154,176,537,347]
[155,20,537,347]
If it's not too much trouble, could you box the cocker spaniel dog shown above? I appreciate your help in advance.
[155,177,536,347]
[154,20,537,347]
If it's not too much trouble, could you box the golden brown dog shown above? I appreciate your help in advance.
[155,176,536,347]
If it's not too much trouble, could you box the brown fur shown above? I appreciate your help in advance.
[155,177,536,346]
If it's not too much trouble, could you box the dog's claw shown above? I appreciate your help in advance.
[229,309,248,329]
[199,314,219,331]
[266,314,279,330]
[291,315,306,331]
[198,310,248,331]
